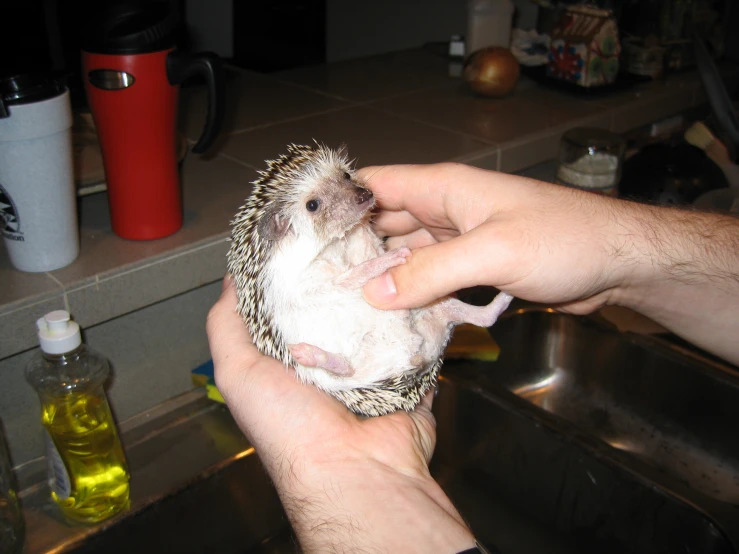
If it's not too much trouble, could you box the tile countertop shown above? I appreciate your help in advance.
[0,48,716,358]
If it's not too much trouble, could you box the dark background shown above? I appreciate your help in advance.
[1,0,737,109]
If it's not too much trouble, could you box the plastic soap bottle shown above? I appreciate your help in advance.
[25,310,130,523]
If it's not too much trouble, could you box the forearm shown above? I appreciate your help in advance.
[270,456,475,553]
[612,202,739,365]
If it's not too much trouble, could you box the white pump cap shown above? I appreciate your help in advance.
[37,310,82,355]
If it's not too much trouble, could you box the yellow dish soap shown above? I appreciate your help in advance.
[25,310,130,524]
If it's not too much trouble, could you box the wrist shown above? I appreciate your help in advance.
[600,200,682,306]
[608,203,721,301]
[271,453,475,553]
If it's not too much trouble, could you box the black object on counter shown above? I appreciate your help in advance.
[0,73,66,118]
[620,142,728,205]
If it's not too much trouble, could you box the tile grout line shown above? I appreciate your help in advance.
[1,293,68,320]
[273,76,457,107]
[61,237,230,296]
[225,105,355,137]
[270,78,354,103]
[361,103,499,148]
[219,81,460,138]
[215,152,260,170]
[2,239,230,321]
[44,272,71,314]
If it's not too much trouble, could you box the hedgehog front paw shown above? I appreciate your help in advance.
[289,343,355,377]
[334,247,411,288]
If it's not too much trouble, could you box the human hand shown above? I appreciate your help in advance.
[358,163,628,315]
[206,277,475,553]
[358,162,739,365]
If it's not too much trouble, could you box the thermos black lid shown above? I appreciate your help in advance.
[83,1,180,55]
[0,73,66,118]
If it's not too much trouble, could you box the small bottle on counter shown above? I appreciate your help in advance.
[25,311,130,524]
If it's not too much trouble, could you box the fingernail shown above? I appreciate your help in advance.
[363,272,397,305]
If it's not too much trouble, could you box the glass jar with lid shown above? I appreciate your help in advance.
[556,127,626,196]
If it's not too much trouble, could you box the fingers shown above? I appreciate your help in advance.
[386,228,437,251]
[207,277,294,400]
[420,386,435,411]
[206,276,259,367]
[413,387,437,463]
[371,210,421,238]
[358,164,453,212]
[363,225,503,310]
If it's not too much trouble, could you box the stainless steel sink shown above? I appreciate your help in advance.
[471,308,739,506]
[441,307,739,552]
[433,377,733,553]
[20,309,739,553]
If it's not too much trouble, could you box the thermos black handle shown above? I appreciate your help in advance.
[167,51,225,154]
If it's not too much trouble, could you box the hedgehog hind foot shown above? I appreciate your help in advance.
[437,291,514,328]
[289,343,354,377]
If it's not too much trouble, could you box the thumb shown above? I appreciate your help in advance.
[363,228,498,309]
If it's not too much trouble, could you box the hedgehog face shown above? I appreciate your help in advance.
[299,172,375,244]
[253,144,374,248]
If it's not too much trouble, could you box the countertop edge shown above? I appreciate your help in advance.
[0,235,229,358]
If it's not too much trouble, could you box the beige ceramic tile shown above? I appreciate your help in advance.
[0,348,41,464]
[0,252,66,358]
[610,88,695,134]
[499,113,613,174]
[219,106,491,168]
[47,154,254,287]
[64,240,229,331]
[179,66,349,140]
[370,81,608,146]
[274,48,456,102]
[0,293,68,360]
[1,282,221,467]
[0,254,60,311]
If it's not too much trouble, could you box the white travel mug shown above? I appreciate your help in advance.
[0,74,78,273]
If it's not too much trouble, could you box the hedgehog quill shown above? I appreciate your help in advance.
[227,144,513,416]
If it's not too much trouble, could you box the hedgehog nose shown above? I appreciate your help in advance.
[355,187,373,205]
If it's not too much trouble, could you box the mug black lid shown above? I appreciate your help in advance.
[0,73,66,106]
[83,1,180,55]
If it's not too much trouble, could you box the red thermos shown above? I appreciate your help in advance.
[82,2,224,240]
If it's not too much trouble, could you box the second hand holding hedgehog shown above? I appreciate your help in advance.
[227,144,512,416]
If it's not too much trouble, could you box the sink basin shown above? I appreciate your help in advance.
[22,309,739,553]
[432,376,733,553]
[442,308,739,552]
[470,309,739,506]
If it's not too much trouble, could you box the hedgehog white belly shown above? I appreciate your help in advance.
[265,228,449,394]
[276,285,439,392]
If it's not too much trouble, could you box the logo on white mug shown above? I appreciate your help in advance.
[0,183,23,242]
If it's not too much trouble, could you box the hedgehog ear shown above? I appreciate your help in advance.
[258,208,291,242]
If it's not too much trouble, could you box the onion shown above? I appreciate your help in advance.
[463,47,520,98]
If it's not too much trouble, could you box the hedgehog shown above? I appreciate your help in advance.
[227,143,513,416]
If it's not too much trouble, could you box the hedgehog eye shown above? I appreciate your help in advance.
[306,199,320,212]
[343,172,351,180]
